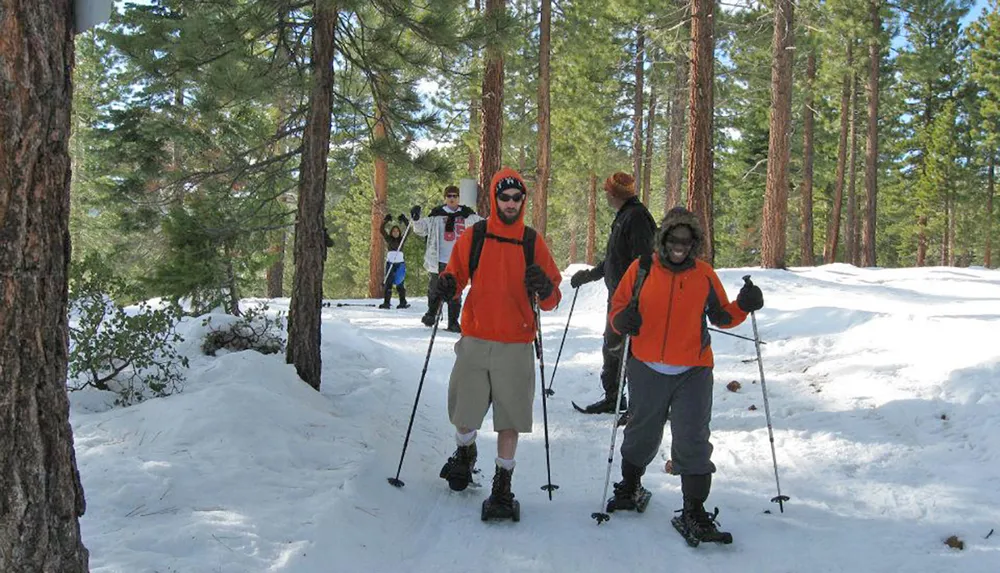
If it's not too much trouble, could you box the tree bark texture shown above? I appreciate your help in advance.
[266,230,286,298]
[368,91,389,298]
[469,0,482,178]
[686,0,716,264]
[642,78,657,207]
[862,0,880,267]
[846,74,859,266]
[632,25,645,188]
[800,48,816,266]
[825,42,853,264]
[666,48,688,212]
[568,219,578,264]
[0,1,90,570]
[287,0,336,390]
[533,0,551,236]
[587,170,597,265]
[760,0,794,269]
[478,0,505,217]
[987,157,995,268]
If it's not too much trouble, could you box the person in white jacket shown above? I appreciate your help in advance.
[410,185,482,332]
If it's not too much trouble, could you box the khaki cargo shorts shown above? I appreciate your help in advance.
[448,336,536,433]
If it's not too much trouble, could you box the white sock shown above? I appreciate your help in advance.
[455,430,477,446]
[495,457,515,471]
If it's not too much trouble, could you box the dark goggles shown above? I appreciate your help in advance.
[497,191,525,203]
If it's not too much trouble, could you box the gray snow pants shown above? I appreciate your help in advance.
[620,358,717,475]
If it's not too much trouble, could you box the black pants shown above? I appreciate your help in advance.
[600,297,625,396]
[426,262,461,326]
[383,263,407,305]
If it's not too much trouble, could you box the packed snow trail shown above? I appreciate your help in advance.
[73,265,1000,572]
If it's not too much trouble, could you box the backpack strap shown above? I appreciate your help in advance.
[468,220,488,280]
[468,222,537,280]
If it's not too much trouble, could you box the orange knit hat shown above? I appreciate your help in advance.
[604,172,636,199]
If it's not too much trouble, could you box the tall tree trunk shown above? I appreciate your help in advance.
[0,1,90,570]
[534,0,551,236]
[569,219,579,264]
[686,0,716,264]
[800,48,816,266]
[947,189,955,266]
[368,90,389,298]
[587,170,597,265]
[825,42,853,264]
[287,0,336,390]
[761,0,795,269]
[468,0,482,178]
[846,73,859,266]
[666,47,688,211]
[917,215,928,266]
[862,0,880,267]
[266,230,286,298]
[940,191,949,265]
[478,0,506,217]
[632,25,645,187]
[987,157,995,268]
[642,78,658,206]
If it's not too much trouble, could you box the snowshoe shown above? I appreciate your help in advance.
[397,302,411,309]
[606,483,652,513]
[445,323,462,334]
[421,313,436,327]
[572,393,626,415]
[481,466,518,522]
[378,302,392,309]
[671,505,733,547]
[439,443,477,491]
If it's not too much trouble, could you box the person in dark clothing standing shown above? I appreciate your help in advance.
[569,172,657,414]
[379,214,410,309]
[605,207,764,544]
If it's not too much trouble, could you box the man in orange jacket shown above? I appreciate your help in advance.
[433,167,563,519]
[606,207,763,544]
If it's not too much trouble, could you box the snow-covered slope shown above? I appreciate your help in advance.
[72,265,1000,572]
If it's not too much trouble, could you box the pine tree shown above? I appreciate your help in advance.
[0,2,90,570]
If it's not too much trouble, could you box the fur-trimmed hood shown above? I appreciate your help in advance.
[656,206,704,265]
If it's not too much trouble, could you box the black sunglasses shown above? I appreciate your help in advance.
[497,191,525,203]
[445,193,459,198]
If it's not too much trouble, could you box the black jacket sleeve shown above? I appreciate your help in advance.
[626,210,656,261]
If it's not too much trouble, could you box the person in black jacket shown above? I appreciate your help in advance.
[570,172,657,415]
[379,214,410,309]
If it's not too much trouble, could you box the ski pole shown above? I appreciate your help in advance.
[592,332,630,525]
[545,286,578,396]
[334,302,378,308]
[709,326,766,345]
[534,297,559,499]
[743,274,789,512]
[388,302,444,488]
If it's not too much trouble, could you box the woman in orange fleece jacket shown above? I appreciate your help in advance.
[433,167,562,519]
[606,206,764,544]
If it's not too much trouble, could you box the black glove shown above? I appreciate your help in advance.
[524,264,554,300]
[570,268,593,289]
[435,273,457,300]
[410,205,422,221]
[398,214,409,226]
[383,213,393,224]
[612,303,642,336]
[737,278,764,312]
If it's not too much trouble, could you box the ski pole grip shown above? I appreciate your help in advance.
[742,274,753,287]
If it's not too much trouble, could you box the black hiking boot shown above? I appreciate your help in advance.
[580,393,627,414]
[446,322,462,334]
[421,313,436,327]
[679,500,732,544]
[607,459,650,512]
[482,465,519,521]
[397,301,410,309]
[439,442,477,491]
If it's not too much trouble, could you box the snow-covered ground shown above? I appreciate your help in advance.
[71,265,1000,572]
